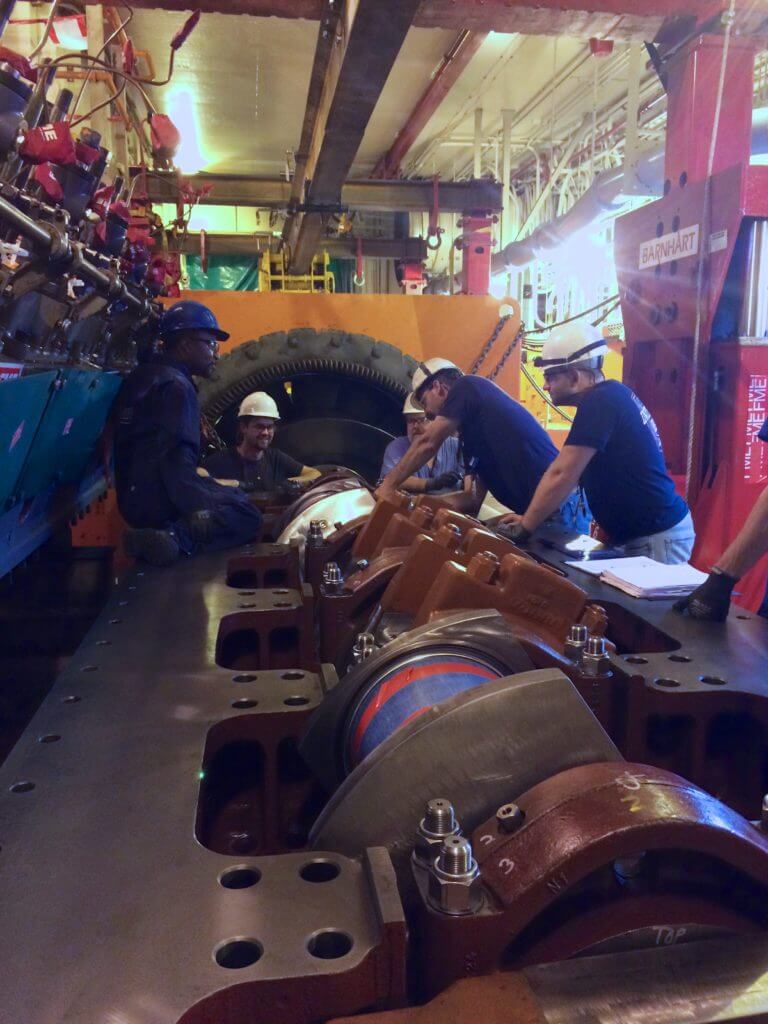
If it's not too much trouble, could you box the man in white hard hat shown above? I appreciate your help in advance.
[376,358,588,532]
[501,322,695,564]
[377,392,465,493]
[202,391,320,491]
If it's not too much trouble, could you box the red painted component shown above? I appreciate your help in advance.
[371,30,487,179]
[589,37,614,57]
[664,36,757,187]
[459,214,494,295]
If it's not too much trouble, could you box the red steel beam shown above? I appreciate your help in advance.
[371,29,487,180]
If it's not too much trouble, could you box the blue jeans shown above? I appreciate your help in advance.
[548,489,592,534]
[623,511,695,565]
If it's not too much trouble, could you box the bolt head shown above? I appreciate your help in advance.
[427,858,482,916]
[496,802,525,833]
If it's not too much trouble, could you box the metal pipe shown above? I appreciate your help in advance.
[501,109,513,246]
[473,108,482,178]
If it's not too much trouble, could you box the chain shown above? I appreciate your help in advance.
[469,313,513,374]
[200,411,227,452]
[488,321,525,382]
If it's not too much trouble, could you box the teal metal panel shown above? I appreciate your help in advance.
[15,369,122,500]
[0,371,56,510]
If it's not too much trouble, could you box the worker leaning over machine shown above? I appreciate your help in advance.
[202,391,320,491]
[376,358,589,532]
[114,301,263,566]
[501,323,695,564]
[377,392,465,493]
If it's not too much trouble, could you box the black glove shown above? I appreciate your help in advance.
[238,480,259,494]
[673,570,737,621]
[425,470,463,492]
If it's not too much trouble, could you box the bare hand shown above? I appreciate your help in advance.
[498,511,522,526]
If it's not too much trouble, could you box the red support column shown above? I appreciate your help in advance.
[459,214,495,295]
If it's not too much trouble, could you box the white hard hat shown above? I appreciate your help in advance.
[411,357,461,404]
[238,391,280,419]
[403,393,424,416]
[534,322,608,372]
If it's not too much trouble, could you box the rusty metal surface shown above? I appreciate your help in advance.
[0,551,405,1024]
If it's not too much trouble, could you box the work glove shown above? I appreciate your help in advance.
[238,480,259,494]
[425,470,463,492]
[673,570,738,621]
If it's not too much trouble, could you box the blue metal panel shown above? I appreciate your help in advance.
[0,371,56,511]
[14,369,121,500]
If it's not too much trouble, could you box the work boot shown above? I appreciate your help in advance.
[124,527,180,567]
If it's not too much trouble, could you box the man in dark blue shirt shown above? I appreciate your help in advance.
[115,301,262,566]
[375,357,589,531]
[502,323,694,564]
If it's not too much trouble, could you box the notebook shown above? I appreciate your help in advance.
[565,556,707,599]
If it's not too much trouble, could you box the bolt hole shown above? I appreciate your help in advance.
[81,665,98,672]
[238,591,256,596]
[737,615,751,620]
[679,170,688,188]
[239,602,257,609]
[127,585,137,591]
[654,677,680,688]
[274,601,291,608]
[284,696,309,707]
[272,588,289,594]
[700,675,727,686]
[214,938,263,969]
[624,656,648,665]
[38,734,61,743]
[95,640,111,646]
[233,674,258,683]
[282,671,305,680]
[232,698,258,709]
[300,859,340,883]
[10,781,35,793]
[62,695,81,703]
[117,600,128,607]
[307,929,353,960]
[668,654,691,663]
[109,619,121,625]
[220,866,262,889]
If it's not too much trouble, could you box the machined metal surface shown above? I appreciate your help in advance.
[277,486,375,552]
[0,551,409,1023]
[309,664,620,867]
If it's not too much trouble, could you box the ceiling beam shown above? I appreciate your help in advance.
[289,0,422,274]
[88,1,768,39]
[175,233,429,260]
[371,29,487,180]
[136,170,503,212]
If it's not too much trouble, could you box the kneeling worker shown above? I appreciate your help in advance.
[115,301,263,566]
[378,392,464,493]
[203,392,320,490]
[501,323,695,564]
[376,358,587,531]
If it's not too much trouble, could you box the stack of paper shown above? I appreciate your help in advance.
[565,556,707,599]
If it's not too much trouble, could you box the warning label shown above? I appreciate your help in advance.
[639,224,699,270]
[744,374,768,484]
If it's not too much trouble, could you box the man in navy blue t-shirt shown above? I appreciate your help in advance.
[502,323,695,564]
[375,357,589,531]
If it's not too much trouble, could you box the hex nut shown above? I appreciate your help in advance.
[427,859,483,916]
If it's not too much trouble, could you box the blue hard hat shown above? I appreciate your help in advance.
[159,300,230,341]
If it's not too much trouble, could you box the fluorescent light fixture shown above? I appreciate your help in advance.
[165,86,209,174]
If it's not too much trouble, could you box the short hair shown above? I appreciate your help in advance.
[432,368,463,389]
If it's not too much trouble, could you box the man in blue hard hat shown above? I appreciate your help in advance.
[114,300,262,566]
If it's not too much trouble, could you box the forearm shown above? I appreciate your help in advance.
[715,486,768,578]
[521,465,580,531]
[401,475,429,493]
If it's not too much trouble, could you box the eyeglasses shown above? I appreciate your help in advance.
[248,423,275,433]
[543,369,568,384]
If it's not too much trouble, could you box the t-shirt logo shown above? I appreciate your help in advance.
[631,392,663,451]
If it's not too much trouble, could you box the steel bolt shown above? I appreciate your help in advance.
[564,623,589,662]
[351,632,375,664]
[307,520,326,547]
[439,836,473,875]
[322,562,343,593]
[413,798,460,866]
[581,634,611,677]
[496,802,525,834]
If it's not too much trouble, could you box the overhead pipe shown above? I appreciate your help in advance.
[372,29,487,179]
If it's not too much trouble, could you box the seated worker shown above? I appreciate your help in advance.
[378,392,464,494]
[676,418,768,620]
[376,357,589,532]
[114,300,263,566]
[202,392,320,490]
[501,323,695,565]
